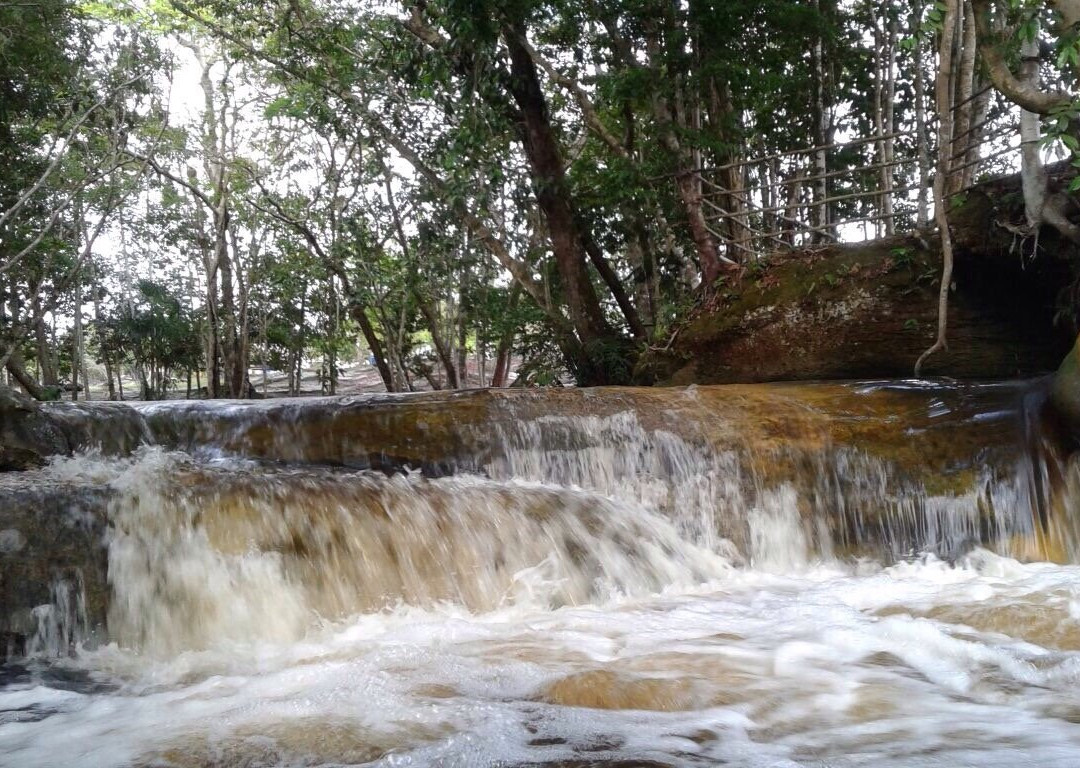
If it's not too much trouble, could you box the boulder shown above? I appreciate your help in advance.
[1,386,151,471]
[0,386,69,470]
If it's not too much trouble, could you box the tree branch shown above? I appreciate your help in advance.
[0,73,144,231]
[972,0,1072,114]
[519,37,629,160]
[124,149,215,208]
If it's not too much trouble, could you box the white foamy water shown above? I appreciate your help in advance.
[4,552,1080,767]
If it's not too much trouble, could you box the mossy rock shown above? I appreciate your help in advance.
[1052,336,1080,434]
[0,476,111,657]
[641,164,1078,386]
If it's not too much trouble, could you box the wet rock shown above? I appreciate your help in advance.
[641,233,1072,385]
[136,383,1028,491]
[0,473,111,658]
[0,386,69,470]
[0,528,26,554]
[40,401,153,456]
[1,387,152,471]
[134,381,1055,562]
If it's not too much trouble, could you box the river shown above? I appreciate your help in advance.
[1,380,1079,766]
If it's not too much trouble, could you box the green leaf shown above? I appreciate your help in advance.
[264,96,293,119]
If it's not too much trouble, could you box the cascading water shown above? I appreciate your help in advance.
[2,380,1080,767]
[97,451,735,656]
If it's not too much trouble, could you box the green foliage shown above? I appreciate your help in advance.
[890,246,917,270]
[7,0,1076,395]
[98,281,202,398]
[0,0,163,392]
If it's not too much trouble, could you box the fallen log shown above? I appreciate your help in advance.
[641,166,1080,384]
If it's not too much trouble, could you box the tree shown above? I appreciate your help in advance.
[98,279,201,398]
[972,0,1080,242]
[1,0,162,397]
[3,0,1070,397]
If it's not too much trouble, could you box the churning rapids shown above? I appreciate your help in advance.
[3,380,1080,767]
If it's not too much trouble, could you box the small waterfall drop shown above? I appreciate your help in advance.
[24,572,88,659]
[19,378,1067,658]
[94,450,736,656]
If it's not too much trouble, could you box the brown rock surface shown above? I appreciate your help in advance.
[0,387,69,470]
[0,474,110,657]
[641,171,1078,386]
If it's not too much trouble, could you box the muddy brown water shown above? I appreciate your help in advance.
[2,379,1079,766]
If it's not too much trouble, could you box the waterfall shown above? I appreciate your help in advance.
[3,380,1080,768]
[2,377,1073,658]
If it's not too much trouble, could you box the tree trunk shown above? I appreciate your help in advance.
[348,299,394,392]
[914,0,931,227]
[711,79,751,258]
[784,169,804,246]
[205,278,221,398]
[71,272,83,401]
[949,0,978,196]
[960,76,991,189]
[884,68,897,234]
[502,21,615,346]
[491,337,514,388]
[94,291,115,401]
[231,228,254,399]
[31,298,57,389]
[1020,33,1048,231]
[218,216,242,397]
[456,291,469,387]
[4,351,47,400]
[491,283,520,387]
[418,299,459,389]
[914,0,959,375]
[580,232,647,339]
[650,76,728,284]
[624,207,657,334]
[809,0,830,243]
[260,309,268,397]
[293,284,307,396]
[326,278,338,396]
[873,8,898,236]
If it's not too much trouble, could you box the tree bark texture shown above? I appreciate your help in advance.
[502,22,613,346]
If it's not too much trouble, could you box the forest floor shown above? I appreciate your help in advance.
[75,358,516,400]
